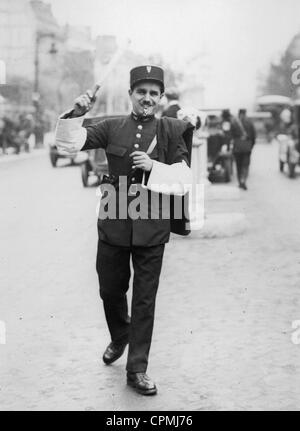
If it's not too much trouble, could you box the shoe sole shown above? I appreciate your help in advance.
[127,380,157,396]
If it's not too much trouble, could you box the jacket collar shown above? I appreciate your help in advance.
[131,111,155,123]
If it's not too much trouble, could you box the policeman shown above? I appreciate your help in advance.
[55,65,193,396]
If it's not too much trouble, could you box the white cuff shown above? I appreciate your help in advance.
[54,112,87,152]
[144,160,192,195]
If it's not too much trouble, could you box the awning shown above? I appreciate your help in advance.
[256,95,293,106]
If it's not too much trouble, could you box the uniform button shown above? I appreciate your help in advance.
[134,143,139,149]
[137,125,143,130]
[131,177,135,182]
[136,133,141,138]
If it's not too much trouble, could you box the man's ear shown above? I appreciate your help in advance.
[128,89,133,96]
[160,92,164,100]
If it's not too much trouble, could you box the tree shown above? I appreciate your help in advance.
[263,33,300,98]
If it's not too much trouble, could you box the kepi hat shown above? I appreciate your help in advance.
[130,65,164,92]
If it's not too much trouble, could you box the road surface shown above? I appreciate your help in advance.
[0,141,300,411]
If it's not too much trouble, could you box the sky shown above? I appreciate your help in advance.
[48,0,300,110]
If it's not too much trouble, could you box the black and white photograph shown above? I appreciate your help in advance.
[1,0,300,413]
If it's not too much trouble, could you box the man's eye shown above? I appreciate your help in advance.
[150,92,159,97]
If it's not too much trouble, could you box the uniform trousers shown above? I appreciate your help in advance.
[96,238,165,373]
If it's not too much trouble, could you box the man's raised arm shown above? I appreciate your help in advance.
[54,90,106,153]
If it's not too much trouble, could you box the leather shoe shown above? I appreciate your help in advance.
[127,372,157,395]
[102,341,128,365]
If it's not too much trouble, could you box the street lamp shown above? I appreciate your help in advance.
[33,31,57,148]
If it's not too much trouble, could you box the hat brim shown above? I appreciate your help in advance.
[130,78,164,93]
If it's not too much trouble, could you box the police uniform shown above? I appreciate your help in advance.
[55,66,193,376]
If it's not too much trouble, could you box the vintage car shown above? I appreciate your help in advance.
[204,109,233,183]
[80,148,108,187]
[255,94,293,142]
[49,142,78,167]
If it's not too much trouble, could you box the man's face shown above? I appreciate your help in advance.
[129,82,163,117]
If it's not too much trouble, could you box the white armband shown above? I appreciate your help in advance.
[144,160,192,195]
[54,111,87,153]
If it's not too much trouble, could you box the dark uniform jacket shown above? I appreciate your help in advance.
[79,114,193,247]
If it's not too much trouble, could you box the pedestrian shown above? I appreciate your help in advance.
[221,109,253,190]
[162,87,181,118]
[17,113,34,153]
[55,65,194,396]
[236,108,256,190]
[0,116,20,154]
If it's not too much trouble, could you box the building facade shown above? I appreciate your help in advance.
[0,0,95,124]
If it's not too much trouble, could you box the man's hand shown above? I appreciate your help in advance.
[130,151,153,172]
[72,89,96,117]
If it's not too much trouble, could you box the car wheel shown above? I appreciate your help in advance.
[50,152,58,167]
[81,161,90,187]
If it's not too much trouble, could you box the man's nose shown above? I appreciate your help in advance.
[143,92,151,102]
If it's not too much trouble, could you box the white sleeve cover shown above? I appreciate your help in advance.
[54,112,87,154]
[144,160,193,195]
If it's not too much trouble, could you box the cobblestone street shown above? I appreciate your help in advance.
[1,141,300,411]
